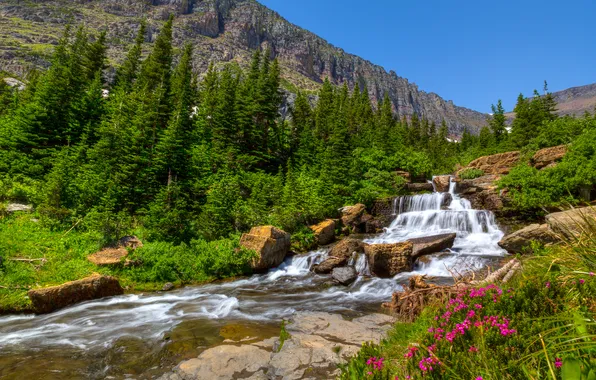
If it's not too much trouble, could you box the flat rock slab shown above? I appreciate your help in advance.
[410,233,456,258]
[161,311,394,380]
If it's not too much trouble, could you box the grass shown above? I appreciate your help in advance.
[340,218,596,379]
[0,212,256,313]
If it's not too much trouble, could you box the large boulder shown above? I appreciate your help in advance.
[463,151,520,175]
[498,224,557,253]
[309,219,336,246]
[406,182,434,192]
[546,207,596,240]
[339,204,366,228]
[364,241,414,277]
[432,175,451,193]
[532,145,568,169]
[313,239,367,274]
[328,238,367,259]
[240,226,291,271]
[332,267,358,286]
[28,274,123,314]
[410,233,456,258]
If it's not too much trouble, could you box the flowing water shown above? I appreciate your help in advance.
[0,178,506,379]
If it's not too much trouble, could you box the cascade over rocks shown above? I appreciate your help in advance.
[28,274,123,314]
[240,226,291,271]
[309,219,335,246]
[433,175,451,193]
[364,241,414,277]
[498,224,557,254]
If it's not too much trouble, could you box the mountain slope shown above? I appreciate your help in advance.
[550,83,596,116]
[0,0,488,135]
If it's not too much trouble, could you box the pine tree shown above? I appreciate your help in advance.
[490,99,507,143]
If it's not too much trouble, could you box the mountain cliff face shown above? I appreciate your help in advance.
[0,0,488,135]
[549,83,596,117]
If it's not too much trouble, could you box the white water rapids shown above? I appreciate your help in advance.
[0,178,506,378]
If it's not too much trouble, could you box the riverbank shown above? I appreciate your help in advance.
[340,232,596,379]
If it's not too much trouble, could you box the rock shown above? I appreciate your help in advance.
[406,182,434,192]
[88,235,143,266]
[532,145,568,169]
[3,77,26,91]
[162,282,175,291]
[87,247,129,266]
[432,175,451,193]
[339,204,366,228]
[312,257,347,274]
[441,193,453,208]
[117,235,143,249]
[331,267,357,285]
[463,151,520,175]
[394,171,411,182]
[28,274,123,314]
[173,344,270,380]
[240,226,291,271]
[457,175,505,211]
[498,224,557,253]
[410,233,456,258]
[328,238,366,260]
[5,203,32,213]
[546,207,596,239]
[364,241,414,277]
[309,219,335,246]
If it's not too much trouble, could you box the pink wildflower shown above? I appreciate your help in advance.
[555,357,562,369]
[545,282,551,288]
[476,377,483,380]
[579,279,585,285]
[469,346,478,353]
[590,272,594,277]
[474,304,483,309]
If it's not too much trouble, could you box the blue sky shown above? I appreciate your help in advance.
[258,0,595,113]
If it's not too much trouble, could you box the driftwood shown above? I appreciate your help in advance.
[8,257,47,270]
[384,259,523,321]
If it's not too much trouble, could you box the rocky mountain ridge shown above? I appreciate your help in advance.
[0,0,488,135]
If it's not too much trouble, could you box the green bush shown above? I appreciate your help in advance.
[459,168,484,180]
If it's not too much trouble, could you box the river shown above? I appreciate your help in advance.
[0,179,506,379]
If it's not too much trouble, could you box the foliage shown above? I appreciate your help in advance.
[458,168,485,180]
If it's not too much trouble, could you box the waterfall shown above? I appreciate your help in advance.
[367,176,505,259]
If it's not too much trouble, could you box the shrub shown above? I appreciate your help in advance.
[459,168,484,180]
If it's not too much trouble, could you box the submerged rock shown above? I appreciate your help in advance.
[498,224,557,253]
[309,219,336,246]
[331,267,357,285]
[410,233,456,258]
[28,274,123,314]
[364,241,414,277]
[240,226,291,271]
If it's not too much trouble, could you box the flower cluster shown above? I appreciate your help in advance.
[366,356,384,374]
[418,356,441,372]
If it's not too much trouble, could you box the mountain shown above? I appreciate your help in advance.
[0,0,488,135]
[504,83,596,121]
[549,83,596,117]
